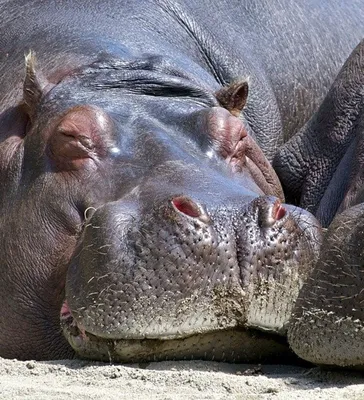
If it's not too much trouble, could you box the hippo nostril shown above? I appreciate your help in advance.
[258,198,287,228]
[272,200,286,221]
[172,196,201,218]
[171,196,211,224]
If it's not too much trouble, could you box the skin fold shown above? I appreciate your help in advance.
[276,39,364,368]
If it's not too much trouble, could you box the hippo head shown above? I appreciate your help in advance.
[0,52,321,361]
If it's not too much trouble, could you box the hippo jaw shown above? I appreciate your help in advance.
[62,189,321,363]
[61,319,293,363]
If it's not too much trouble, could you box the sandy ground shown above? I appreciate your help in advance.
[1,357,364,400]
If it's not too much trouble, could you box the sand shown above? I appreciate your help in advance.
[1,357,364,400]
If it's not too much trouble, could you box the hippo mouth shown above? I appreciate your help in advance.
[60,299,296,363]
[61,201,321,363]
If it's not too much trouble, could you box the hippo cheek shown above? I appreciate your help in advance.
[62,196,321,363]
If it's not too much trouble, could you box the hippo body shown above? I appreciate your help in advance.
[0,0,363,365]
[275,39,364,367]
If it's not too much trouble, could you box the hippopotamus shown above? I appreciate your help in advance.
[275,39,364,367]
[0,0,363,368]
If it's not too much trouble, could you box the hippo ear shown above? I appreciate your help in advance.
[23,51,48,119]
[215,81,249,117]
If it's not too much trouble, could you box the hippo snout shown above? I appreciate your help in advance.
[63,192,321,362]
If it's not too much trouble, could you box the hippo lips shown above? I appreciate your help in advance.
[60,299,295,363]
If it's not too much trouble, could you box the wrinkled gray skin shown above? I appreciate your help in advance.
[0,0,363,367]
[275,40,364,367]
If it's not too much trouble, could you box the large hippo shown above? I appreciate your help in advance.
[275,39,364,367]
[0,0,363,367]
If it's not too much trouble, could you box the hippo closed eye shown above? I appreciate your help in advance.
[0,0,363,366]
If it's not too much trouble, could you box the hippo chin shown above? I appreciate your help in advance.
[0,0,364,366]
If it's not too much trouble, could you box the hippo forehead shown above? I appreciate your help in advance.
[41,55,218,114]
[28,55,272,202]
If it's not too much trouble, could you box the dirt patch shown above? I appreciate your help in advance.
[1,357,364,399]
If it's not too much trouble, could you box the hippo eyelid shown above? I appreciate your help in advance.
[59,127,94,147]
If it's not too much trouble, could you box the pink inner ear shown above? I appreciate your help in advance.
[172,196,201,218]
